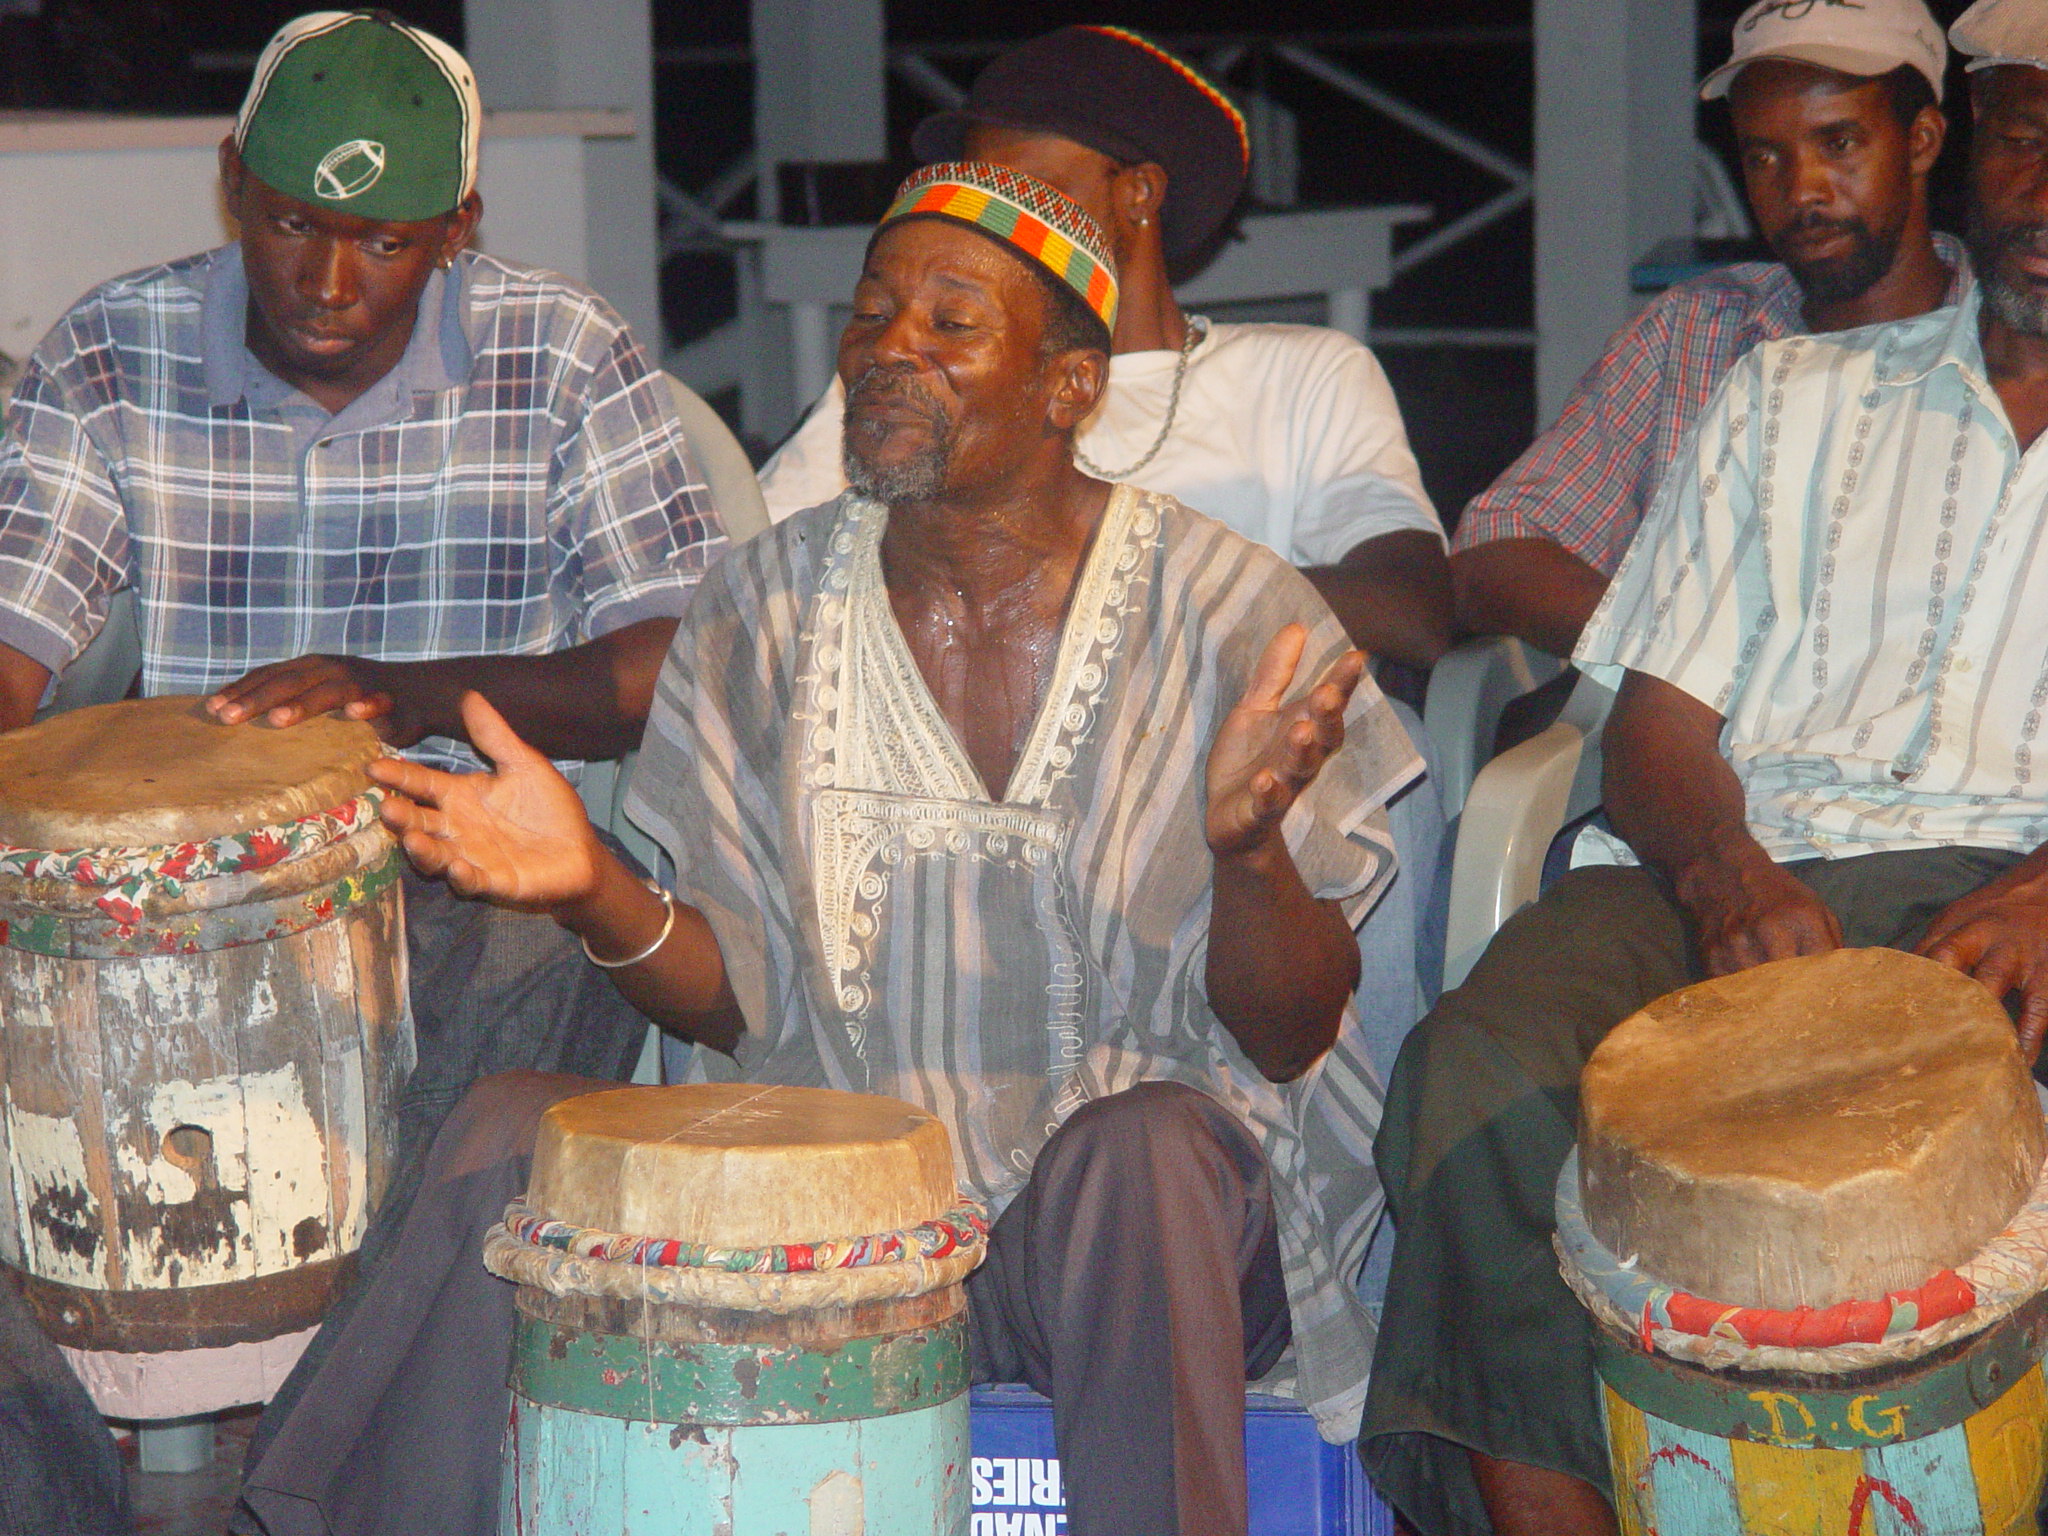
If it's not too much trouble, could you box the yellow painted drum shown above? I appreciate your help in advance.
[1592,1301,2048,1536]
[1561,951,2048,1536]
[0,697,413,1419]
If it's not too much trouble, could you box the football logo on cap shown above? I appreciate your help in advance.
[314,139,388,201]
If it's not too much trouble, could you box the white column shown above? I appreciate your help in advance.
[749,0,885,219]
[462,0,661,350]
[1327,288,1369,343]
[1533,0,1697,425]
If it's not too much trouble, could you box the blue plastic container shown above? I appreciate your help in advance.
[968,1385,1396,1535]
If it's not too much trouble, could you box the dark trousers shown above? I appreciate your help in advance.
[0,1271,128,1536]
[238,1073,1288,1536]
[1358,846,2025,1536]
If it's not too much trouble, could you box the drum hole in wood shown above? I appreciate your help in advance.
[161,1126,213,1177]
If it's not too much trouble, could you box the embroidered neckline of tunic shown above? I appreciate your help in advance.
[793,485,1161,1026]
[802,484,1156,808]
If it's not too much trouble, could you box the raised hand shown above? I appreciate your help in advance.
[1206,623,1366,860]
[368,690,602,909]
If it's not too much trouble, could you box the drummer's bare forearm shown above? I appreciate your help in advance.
[415,616,676,758]
[1449,537,1611,657]
[1605,669,1842,972]
[555,843,744,1055]
[213,616,678,758]
[0,642,51,731]
[1206,837,1359,1083]
[1301,530,1454,669]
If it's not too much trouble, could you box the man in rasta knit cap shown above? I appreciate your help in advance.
[231,160,1421,1536]
[754,20,1450,1151]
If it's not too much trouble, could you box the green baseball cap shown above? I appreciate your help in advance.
[235,10,481,223]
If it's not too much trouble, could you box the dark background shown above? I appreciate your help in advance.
[0,0,1985,527]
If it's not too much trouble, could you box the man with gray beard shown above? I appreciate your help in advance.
[1362,5,2048,1532]
[230,162,1423,1536]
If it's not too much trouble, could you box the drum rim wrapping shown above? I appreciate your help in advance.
[0,820,396,919]
[1555,1136,2048,1376]
[482,1223,983,1311]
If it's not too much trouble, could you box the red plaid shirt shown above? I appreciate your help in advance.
[1454,237,1970,574]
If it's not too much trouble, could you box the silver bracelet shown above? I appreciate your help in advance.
[580,877,677,970]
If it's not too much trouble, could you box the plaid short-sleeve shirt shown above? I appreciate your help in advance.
[1453,236,1970,574]
[0,246,723,767]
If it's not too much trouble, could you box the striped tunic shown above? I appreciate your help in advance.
[625,485,1422,1438]
[1577,285,2048,862]
[1452,238,1971,572]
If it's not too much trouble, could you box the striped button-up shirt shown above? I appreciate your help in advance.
[0,246,721,768]
[1577,284,2048,862]
[1454,236,1969,569]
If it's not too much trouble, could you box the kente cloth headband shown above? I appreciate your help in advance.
[879,162,1120,335]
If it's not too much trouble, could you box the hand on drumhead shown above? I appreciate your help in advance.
[1674,842,1844,976]
[1917,866,2048,1062]
[368,691,601,910]
[209,654,420,742]
[1206,624,1365,860]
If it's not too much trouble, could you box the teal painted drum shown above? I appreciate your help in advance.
[484,1084,989,1535]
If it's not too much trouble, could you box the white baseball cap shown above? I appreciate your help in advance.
[1952,0,2048,73]
[1700,0,1947,102]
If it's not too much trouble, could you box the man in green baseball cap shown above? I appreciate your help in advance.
[0,20,724,1526]
[217,8,483,414]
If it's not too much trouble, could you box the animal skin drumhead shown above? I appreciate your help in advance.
[526,1083,961,1249]
[1578,947,2044,1310]
[0,696,384,848]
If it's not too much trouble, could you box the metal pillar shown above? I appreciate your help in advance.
[1533,0,1697,425]
[462,0,661,350]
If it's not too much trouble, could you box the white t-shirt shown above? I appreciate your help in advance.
[756,320,1444,566]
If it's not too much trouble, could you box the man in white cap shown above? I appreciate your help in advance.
[1364,5,2048,1533]
[1451,0,1965,662]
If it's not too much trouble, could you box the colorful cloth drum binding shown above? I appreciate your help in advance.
[1561,950,2048,1535]
[483,1083,988,1535]
[0,696,414,1419]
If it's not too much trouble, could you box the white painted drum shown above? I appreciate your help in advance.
[0,697,413,1417]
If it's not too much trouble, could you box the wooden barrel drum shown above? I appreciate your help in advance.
[484,1083,988,1535]
[1560,948,2048,1535]
[0,697,412,1419]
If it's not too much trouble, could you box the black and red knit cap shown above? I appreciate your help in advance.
[911,26,1251,267]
